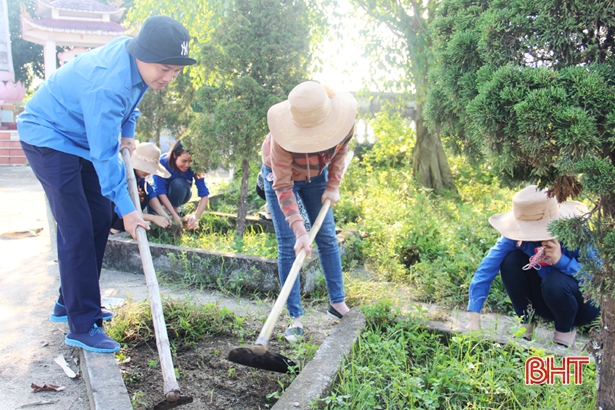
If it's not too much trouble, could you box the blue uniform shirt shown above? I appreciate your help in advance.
[17,36,148,217]
[467,236,585,313]
[152,154,210,198]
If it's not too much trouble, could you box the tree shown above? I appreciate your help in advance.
[134,71,196,146]
[426,0,615,406]
[123,0,215,88]
[349,0,457,193]
[8,0,44,90]
[185,0,325,238]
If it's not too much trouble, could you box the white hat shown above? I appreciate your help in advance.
[130,142,170,178]
[266,81,357,153]
[489,185,588,241]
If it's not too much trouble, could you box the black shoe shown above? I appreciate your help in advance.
[327,305,344,320]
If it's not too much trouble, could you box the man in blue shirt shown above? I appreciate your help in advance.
[17,16,196,353]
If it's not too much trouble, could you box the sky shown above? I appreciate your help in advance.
[311,1,372,92]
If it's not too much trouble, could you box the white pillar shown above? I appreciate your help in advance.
[44,40,57,79]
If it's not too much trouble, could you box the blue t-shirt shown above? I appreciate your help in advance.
[152,154,210,198]
[467,237,586,312]
[17,36,148,217]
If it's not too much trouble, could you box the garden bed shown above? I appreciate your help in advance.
[109,299,341,410]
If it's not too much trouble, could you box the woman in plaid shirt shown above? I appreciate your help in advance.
[261,81,357,342]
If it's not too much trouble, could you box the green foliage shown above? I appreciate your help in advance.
[124,0,215,87]
[134,71,196,146]
[426,0,615,313]
[322,303,596,409]
[147,215,278,259]
[186,0,318,172]
[107,298,246,349]
[337,150,511,309]
[359,108,416,170]
[351,0,457,193]
[8,0,45,89]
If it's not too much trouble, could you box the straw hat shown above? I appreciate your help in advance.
[489,185,588,241]
[130,142,170,178]
[267,81,357,153]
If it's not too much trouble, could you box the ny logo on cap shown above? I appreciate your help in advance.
[181,41,189,56]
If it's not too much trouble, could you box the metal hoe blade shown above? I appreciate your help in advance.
[227,347,298,374]
[152,395,194,410]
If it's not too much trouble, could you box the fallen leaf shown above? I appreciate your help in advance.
[54,354,77,378]
[31,383,65,393]
[117,356,131,365]
[17,400,60,408]
[0,228,43,239]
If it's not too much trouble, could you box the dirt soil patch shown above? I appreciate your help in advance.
[119,316,336,410]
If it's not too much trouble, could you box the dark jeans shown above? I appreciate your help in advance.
[500,249,600,332]
[167,178,192,208]
[21,141,110,333]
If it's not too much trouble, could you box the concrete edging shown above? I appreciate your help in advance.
[272,309,367,410]
[103,234,324,295]
[80,350,132,410]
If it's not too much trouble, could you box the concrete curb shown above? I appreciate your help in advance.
[272,309,366,410]
[80,350,132,410]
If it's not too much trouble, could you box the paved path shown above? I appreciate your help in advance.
[0,165,89,409]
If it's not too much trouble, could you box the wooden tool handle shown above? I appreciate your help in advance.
[120,148,180,398]
[254,198,332,347]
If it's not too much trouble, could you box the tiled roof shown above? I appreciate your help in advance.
[23,17,125,34]
[40,0,121,13]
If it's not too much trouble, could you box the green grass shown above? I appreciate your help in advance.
[321,302,596,409]
[106,298,247,349]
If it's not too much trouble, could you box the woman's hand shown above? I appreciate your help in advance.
[321,188,340,206]
[294,233,313,258]
[122,210,150,239]
[542,239,562,264]
[184,214,199,230]
[172,213,183,230]
[152,215,172,229]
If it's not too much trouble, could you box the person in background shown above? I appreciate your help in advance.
[152,139,209,230]
[467,185,600,347]
[261,80,357,342]
[16,15,196,353]
[110,142,173,234]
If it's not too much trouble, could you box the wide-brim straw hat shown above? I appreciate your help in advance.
[130,142,170,178]
[489,185,588,241]
[267,81,357,153]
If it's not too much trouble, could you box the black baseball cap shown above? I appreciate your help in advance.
[126,16,196,66]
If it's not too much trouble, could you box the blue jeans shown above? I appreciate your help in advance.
[262,164,345,319]
[500,249,600,332]
[167,177,192,208]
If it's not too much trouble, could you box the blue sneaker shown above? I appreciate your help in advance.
[65,323,120,353]
[50,302,114,323]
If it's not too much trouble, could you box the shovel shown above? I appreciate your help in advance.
[227,198,332,374]
[120,148,193,410]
